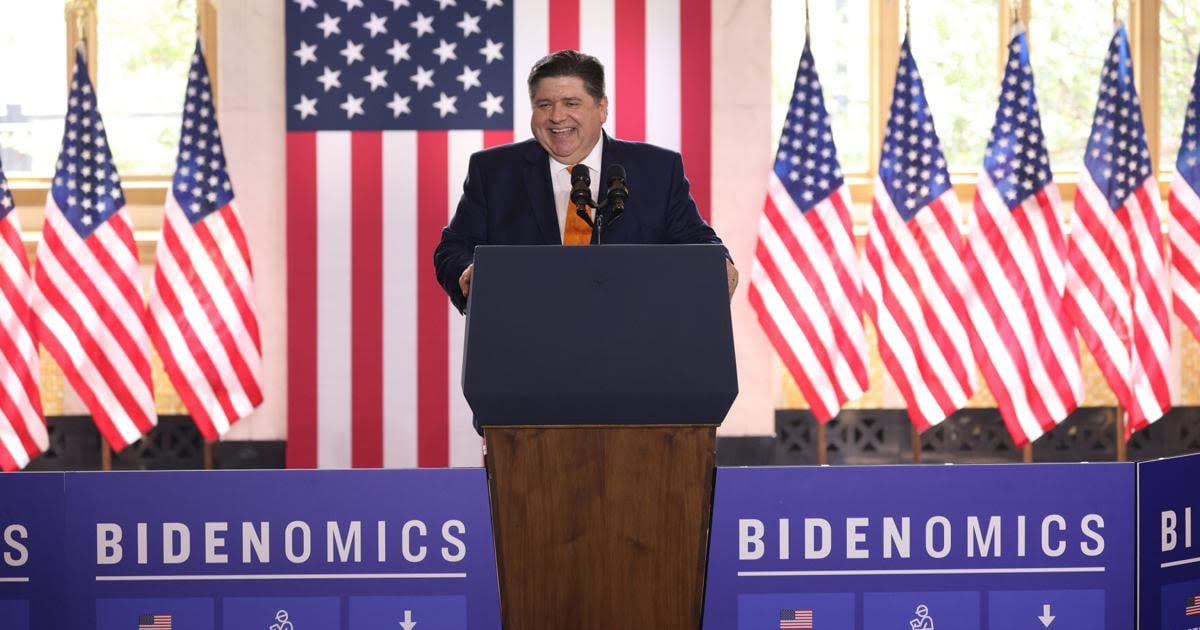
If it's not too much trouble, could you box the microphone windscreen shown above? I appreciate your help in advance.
[571,167,591,187]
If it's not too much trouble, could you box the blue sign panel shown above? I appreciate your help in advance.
[62,469,500,629]
[703,464,1134,629]
[1138,453,1200,630]
[0,472,66,630]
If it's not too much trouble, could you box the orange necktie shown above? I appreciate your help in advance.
[563,164,593,245]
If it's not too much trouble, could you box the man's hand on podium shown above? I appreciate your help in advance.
[726,259,738,300]
[459,263,474,299]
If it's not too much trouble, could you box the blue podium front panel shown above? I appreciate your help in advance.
[61,469,500,630]
[703,464,1134,630]
[1138,453,1200,630]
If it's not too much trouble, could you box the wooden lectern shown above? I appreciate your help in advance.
[463,245,737,629]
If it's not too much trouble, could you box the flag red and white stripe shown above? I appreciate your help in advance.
[864,185,976,430]
[963,28,1082,447]
[1169,49,1200,346]
[285,0,711,468]
[0,189,48,471]
[149,195,263,439]
[752,180,868,421]
[1171,172,1200,339]
[1065,27,1170,438]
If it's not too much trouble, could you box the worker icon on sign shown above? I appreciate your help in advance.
[270,610,294,630]
[909,604,934,630]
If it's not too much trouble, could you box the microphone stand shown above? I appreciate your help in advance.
[589,197,624,245]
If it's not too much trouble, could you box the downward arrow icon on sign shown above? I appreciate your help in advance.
[1038,604,1056,627]
[399,609,417,630]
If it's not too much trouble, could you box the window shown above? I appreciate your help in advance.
[1026,0,1118,173]
[0,0,68,178]
[97,0,198,175]
[907,0,998,172]
[771,0,870,174]
[1160,0,1200,171]
[769,0,1180,195]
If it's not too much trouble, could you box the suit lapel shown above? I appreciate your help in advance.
[521,142,560,244]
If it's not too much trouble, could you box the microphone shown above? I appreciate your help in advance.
[570,166,594,216]
[605,164,629,215]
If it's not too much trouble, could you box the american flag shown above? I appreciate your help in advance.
[778,608,813,629]
[0,157,48,471]
[748,39,867,422]
[1064,25,1171,438]
[1170,47,1200,346]
[861,36,975,431]
[31,49,155,450]
[1187,594,1200,616]
[138,614,173,630]
[285,0,712,468]
[963,26,1082,447]
[147,42,264,441]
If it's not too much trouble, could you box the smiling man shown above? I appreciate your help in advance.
[434,49,736,313]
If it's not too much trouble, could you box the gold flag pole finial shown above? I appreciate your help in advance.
[65,0,95,48]
[1113,0,1119,26]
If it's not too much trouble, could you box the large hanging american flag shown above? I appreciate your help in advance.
[0,158,48,471]
[963,26,1082,447]
[1170,47,1200,346]
[862,36,975,431]
[32,49,155,451]
[147,42,264,441]
[1064,25,1171,438]
[285,0,711,468]
[748,39,867,422]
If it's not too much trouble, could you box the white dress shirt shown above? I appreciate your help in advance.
[548,140,603,238]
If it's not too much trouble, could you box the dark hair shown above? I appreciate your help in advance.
[526,50,606,101]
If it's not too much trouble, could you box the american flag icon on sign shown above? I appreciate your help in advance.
[779,608,814,629]
[1187,594,1200,616]
[138,614,173,630]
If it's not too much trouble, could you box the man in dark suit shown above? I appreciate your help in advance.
[434,49,736,312]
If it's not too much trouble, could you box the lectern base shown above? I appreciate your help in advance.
[484,425,716,630]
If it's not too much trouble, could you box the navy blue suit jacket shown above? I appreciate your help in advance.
[434,134,725,311]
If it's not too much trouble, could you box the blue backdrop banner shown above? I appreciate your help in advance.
[703,463,1135,629]
[0,472,66,630]
[62,469,500,630]
[1138,453,1200,630]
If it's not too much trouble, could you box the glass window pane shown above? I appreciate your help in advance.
[0,1,67,178]
[1026,1,1122,173]
[1161,0,1200,172]
[906,0,998,172]
[97,0,198,176]
[772,0,870,174]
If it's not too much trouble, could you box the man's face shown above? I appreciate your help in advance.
[530,75,608,165]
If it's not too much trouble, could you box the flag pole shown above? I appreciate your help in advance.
[816,420,827,466]
[905,0,911,34]
[1115,404,1127,461]
[66,0,92,45]
[804,0,810,39]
